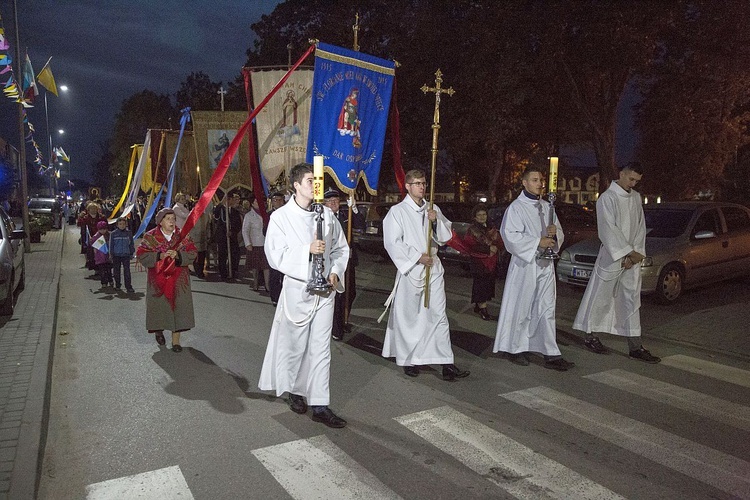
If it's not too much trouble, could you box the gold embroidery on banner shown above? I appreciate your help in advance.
[315,48,395,76]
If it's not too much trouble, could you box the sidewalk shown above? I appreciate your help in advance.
[0,227,64,500]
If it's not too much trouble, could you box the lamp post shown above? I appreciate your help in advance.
[43,85,69,196]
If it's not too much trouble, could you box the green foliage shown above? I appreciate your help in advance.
[28,214,52,234]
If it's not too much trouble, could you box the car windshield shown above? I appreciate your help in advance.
[28,200,56,209]
[644,209,693,238]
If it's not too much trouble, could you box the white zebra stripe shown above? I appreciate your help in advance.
[85,465,194,500]
[661,355,750,388]
[585,368,750,430]
[252,435,401,500]
[395,406,624,500]
[502,386,750,498]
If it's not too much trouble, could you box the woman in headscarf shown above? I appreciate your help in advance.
[463,203,503,321]
[137,208,197,352]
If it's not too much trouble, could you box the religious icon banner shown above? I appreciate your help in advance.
[250,68,313,190]
[307,42,395,194]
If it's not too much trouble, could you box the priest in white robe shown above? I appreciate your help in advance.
[573,163,660,363]
[381,169,470,381]
[259,163,350,428]
[493,166,574,371]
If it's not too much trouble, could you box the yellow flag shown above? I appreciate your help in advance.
[36,58,58,96]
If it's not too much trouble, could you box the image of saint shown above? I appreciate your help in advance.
[277,90,301,145]
[207,130,238,169]
[337,87,361,148]
[213,132,230,164]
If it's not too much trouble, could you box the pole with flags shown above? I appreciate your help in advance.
[420,69,454,308]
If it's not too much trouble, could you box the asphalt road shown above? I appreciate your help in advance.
[38,225,750,499]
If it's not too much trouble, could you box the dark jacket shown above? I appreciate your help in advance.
[109,227,135,257]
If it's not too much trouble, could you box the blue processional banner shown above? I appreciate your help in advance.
[307,42,395,194]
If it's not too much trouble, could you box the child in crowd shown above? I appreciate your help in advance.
[90,220,113,287]
[109,217,135,293]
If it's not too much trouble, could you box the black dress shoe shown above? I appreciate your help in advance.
[544,358,575,371]
[509,353,529,366]
[155,331,166,346]
[478,308,493,321]
[343,323,352,333]
[312,407,347,428]
[403,366,419,377]
[332,331,344,341]
[442,364,470,381]
[171,344,183,353]
[289,394,308,414]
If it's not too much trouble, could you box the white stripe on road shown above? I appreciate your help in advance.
[661,355,750,388]
[252,435,401,500]
[502,386,750,498]
[586,368,750,430]
[86,465,194,500]
[395,406,624,500]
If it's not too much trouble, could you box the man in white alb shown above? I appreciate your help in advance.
[573,162,660,363]
[259,163,351,428]
[381,169,470,381]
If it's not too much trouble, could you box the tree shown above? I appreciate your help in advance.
[175,71,222,111]
[637,1,750,199]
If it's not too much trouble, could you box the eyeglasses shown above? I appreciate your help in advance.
[408,181,427,187]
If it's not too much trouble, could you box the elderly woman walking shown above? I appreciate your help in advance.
[137,208,197,352]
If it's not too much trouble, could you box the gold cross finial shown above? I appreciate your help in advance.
[352,13,360,52]
[421,69,455,125]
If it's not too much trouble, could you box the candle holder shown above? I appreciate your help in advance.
[538,192,560,261]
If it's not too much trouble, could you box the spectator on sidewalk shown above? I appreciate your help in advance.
[213,192,243,281]
[267,191,286,305]
[463,203,502,321]
[242,193,269,291]
[137,208,198,353]
[172,193,190,230]
[89,220,113,288]
[109,217,135,293]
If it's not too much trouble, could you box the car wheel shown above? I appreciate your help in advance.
[0,272,14,316]
[654,263,683,304]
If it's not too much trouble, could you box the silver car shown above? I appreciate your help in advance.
[0,207,26,315]
[556,202,750,304]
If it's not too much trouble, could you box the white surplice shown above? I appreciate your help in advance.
[493,193,564,355]
[573,181,646,337]
[258,196,349,405]
[381,196,455,366]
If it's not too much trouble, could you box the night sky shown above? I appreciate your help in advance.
[0,0,281,183]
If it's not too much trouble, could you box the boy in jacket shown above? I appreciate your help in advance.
[109,217,136,293]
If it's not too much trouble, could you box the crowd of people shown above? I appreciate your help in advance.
[70,160,658,430]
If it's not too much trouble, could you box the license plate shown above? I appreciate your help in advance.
[365,227,378,235]
[573,268,591,279]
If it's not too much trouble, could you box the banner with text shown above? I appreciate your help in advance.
[251,68,313,192]
[307,42,395,195]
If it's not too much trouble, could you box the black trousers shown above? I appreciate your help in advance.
[194,251,206,277]
[332,264,357,337]
[269,268,283,304]
[111,256,132,289]
[216,234,240,279]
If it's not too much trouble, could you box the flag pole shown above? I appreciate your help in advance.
[420,69,454,308]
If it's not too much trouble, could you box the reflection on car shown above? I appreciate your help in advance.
[0,206,25,315]
[556,202,750,303]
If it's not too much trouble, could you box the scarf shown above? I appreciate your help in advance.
[136,226,197,309]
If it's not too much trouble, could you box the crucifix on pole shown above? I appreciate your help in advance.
[420,69,454,308]
[217,86,227,112]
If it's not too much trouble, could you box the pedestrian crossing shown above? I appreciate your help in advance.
[248,354,750,499]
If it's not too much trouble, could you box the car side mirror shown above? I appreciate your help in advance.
[11,229,26,240]
[693,230,716,240]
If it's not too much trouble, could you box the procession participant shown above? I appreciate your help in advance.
[259,163,350,428]
[573,162,660,363]
[78,202,107,272]
[267,191,286,305]
[137,208,198,353]
[172,192,190,229]
[213,191,243,281]
[242,193,270,291]
[381,169,469,381]
[323,187,365,341]
[463,203,502,321]
[492,166,574,371]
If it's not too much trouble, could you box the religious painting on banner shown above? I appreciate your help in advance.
[307,42,395,195]
[191,111,252,193]
[250,68,313,192]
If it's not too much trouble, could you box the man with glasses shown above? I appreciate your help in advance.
[380,170,470,381]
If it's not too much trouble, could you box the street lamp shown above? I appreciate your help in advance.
[44,84,70,195]
[58,129,65,135]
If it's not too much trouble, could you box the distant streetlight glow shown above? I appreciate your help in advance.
[60,85,69,92]
[58,129,65,135]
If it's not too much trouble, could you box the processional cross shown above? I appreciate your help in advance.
[218,86,227,112]
[421,69,454,308]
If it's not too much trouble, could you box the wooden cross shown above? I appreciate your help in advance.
[217,86,227,112]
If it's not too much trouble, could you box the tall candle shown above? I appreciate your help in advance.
[548,156,559,193]
[313,155,324,202]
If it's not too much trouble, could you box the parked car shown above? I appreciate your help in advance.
[0,206,26,315]
[358,202,395,256]
[556,202,750,304]
[28,197,62,229]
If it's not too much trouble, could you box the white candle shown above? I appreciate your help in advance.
[313,155,324,202]
[548,156,559,193]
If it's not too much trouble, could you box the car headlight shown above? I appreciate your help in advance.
[641,256,653,267]
[560,249,571,262]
